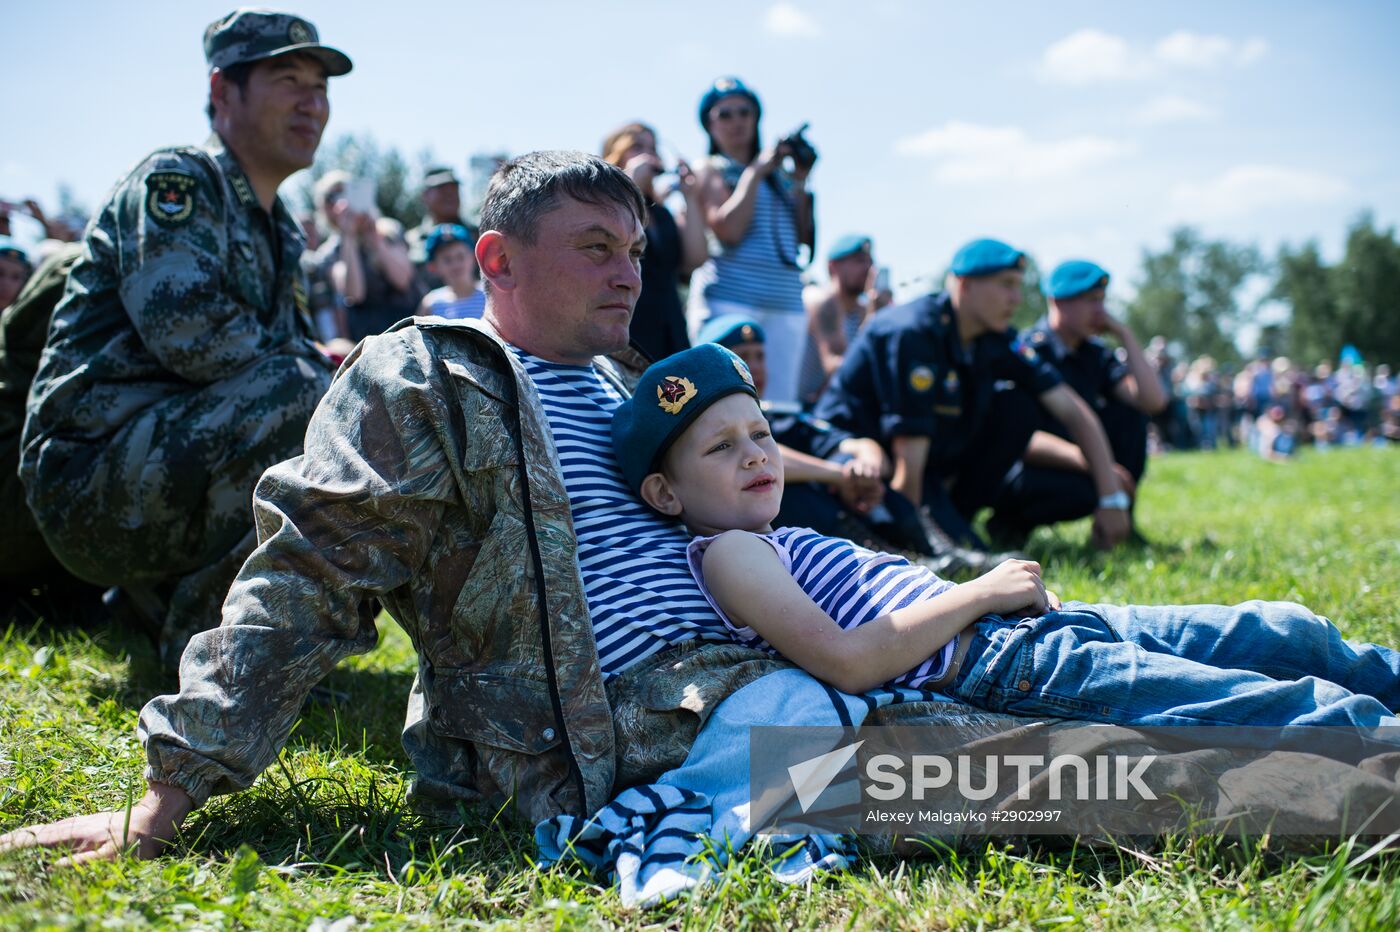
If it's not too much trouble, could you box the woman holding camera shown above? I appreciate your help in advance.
[689,77,815,403]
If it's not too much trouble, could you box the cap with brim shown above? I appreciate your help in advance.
[204,9,352,76]
[611,343,761,494]
[422,167,460,188]
[1045,259,1110,299]
[950,238,1025,277]
[695,314,766,349]
[827,234,872,262]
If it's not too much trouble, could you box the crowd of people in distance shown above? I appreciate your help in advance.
[1149,345,1400,458]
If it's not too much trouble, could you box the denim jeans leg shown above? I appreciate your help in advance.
[952,607,1400,729]
[1085,600,1400,709]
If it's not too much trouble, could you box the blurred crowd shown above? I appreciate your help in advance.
[1148,342,1400,459]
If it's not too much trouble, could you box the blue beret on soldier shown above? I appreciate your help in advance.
[1045,259,1110,299]
[827,233,873,262]
[203,8,352,76]
[950,238,1025,277]
[611,344,761,494]
[695,314,766,349]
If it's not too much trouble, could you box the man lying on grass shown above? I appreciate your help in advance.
[613,342,1400,726]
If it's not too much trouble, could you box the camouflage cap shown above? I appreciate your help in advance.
[204,8,352,76]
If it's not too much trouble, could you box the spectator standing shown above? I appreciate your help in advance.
[797,234,875,407]
[688,77,814,404]
[405,166,477,291]
[314,173,420,343]
[416,223,485,320]
[18,9,347,663]
[601,121,706,361]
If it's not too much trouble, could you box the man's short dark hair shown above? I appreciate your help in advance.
[205,60,255,122]
[480,151,647,245]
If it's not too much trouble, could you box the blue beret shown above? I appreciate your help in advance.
[1045,259,1110,299]
[827,233,872,262]
[950,238,1025,277]
[611,343,761,494]
[699,76,761,130]
[425,223,473,261]
[695,314,765,349]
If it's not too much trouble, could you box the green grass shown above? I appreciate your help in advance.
[2,446,1398,929]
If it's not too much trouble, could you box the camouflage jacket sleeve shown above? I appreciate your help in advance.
[114,150,298,385]
[137,328,458,805]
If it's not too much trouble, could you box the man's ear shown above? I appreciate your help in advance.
[209,69,235,118]
[476,231,514,291]
[639,472,682,516]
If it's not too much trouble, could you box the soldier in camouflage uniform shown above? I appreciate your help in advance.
[18,10,351,662]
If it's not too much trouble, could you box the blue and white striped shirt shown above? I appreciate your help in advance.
[687,527,958,688]
[515,349,732,677]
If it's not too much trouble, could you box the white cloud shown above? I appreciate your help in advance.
[1170,165,1349,221]
[764,3,821,39]
[895,121,1132,183]
[1134,94,1216,125]
[1040,29,1269,84]
[1154,31,1269,69]
[1040,29,1144,85]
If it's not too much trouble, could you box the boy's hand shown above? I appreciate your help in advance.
[965,559,1051,616]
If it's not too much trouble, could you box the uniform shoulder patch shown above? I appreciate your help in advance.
[909,365,935,393]
[145,171,197,226]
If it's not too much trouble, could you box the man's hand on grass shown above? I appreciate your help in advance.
[0,781,192,866]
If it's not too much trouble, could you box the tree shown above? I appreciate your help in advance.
[1332,212,1400,365]
[1010,254,1047,330]
[1272,240,1336,365]
[1126,227,1262,362]
[297,133,428,228]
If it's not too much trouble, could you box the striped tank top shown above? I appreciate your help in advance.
[691,155,806,313]
[514,349,732,677]
[687,526,959,688]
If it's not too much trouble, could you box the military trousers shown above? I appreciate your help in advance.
[25,351,330,661]
[989,397,1148,539]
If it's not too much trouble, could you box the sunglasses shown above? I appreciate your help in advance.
[712,105,754,121]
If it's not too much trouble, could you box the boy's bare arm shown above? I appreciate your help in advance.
[705,534,1046,694]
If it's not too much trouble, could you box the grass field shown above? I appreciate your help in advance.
[2,446,1398,929]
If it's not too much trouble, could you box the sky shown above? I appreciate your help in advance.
[5,0,1399,319]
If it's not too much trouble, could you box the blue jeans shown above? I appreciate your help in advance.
[950,600,1400,728]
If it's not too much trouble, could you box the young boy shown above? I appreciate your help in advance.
[417,223,485,320]
[611,343,1400,729]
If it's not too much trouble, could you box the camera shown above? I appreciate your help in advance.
[778,123,818,171]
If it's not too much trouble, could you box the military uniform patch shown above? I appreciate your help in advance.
[287,20,313,44]
[145,172,196,226]
[732,357,754,386]
[657,376,697,414]
[944,370,959,392]
[909,365,934,393]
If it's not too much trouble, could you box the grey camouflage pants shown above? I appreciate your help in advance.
[26,351,330,661]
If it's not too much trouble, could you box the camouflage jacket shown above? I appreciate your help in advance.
[138,319,762,822]
[21,134,328,461]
